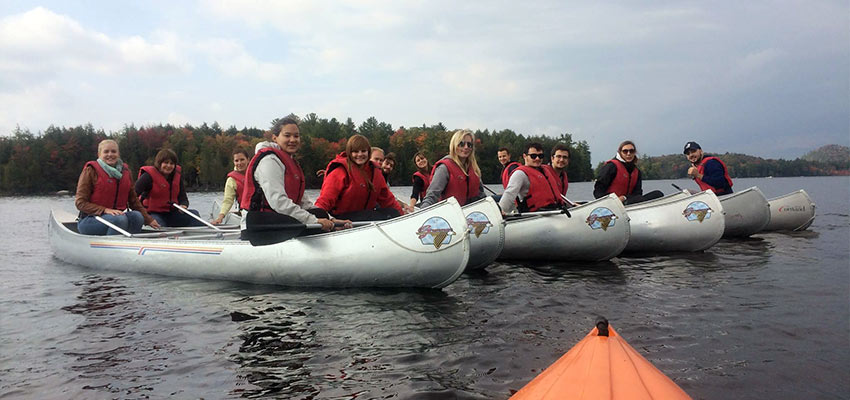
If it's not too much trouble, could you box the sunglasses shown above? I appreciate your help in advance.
[620,148,636,154]
[527,153,544,160]
[457,141,474,148]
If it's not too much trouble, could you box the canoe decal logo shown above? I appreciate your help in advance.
[778,205,807,212]
[416,217,455,249]
[466,212,492,238]
[586,207,618,231]
[90,242,223,256]
[682,201,713,222]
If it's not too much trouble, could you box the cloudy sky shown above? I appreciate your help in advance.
[1,1,847,164]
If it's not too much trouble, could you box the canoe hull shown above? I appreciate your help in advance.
[718,186,771,237]
[624,190,725,253]
[762,190,816,232]
[499,194,630,261]
[461,197,505,270]
[49,198,470,288]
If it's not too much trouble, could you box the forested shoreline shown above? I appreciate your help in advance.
[0,113,846,195]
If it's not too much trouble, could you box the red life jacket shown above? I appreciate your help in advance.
[412,171,430,200]
[543,165,569,196]
[501,161,522,188]
[605,159,639,197]
[431,157,481,206]
[85,161,132,210]
[516,165,564,212]
[317,152,384,215]
[241,146,305,211]
[227,170,246,204]
[695,156,734,194]
[139,165,181,213]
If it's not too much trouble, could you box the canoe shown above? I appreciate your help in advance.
[761,189,816,232]
[510,319,691,400]
[48,198,470,288]
[718,186,771,237]
[210,200,242,226]
[624,190,725,253]
[461,196,505,270]
[499,194,630,261]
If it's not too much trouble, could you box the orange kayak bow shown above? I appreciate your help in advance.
[511,319,691,400]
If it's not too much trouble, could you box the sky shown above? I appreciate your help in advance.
[0,1,847,165]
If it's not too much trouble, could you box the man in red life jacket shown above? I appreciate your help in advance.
[499,142,564,214]
[684,141,733,195]
[499,147,521,188]
[546,143,570,197]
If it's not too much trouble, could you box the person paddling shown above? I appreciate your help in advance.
[241,117,349,235]
[135,148,204,227]
[75,139,160,235]
[408,152,431,209]
[419,129,485,208]
[315,135,403,221]
[593,140,663,205]
[684,141,733,195]
[499,142,565,214]
[211,147,250,225]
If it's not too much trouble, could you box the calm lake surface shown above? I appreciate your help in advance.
[1,176,848,399]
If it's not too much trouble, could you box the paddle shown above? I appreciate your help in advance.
[172,203,222,231]
[95,215,133,237]
[243,211,368,246]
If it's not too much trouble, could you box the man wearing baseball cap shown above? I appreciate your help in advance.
[684,141,733,195]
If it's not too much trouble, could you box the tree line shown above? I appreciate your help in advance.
[0,113,594,195]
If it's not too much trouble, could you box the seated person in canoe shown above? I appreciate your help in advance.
[241,117,348,233]
[684,141,733,195]
[380,151,396,184]
[370,147,384,165]
[548,143,570,197]
[499,147,521,188]
[593,140,663,205]
[419,129,486,208]
[499,142,566,214]
[75,139,160,235]
[409,152,431,210]
[211,146,250,225]
[135,148,205,227]
[315,134,403,221]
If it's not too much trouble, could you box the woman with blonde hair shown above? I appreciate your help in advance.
[315,134,403,221]
[419,129,485,208]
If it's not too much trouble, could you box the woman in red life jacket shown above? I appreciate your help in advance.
[419,129,485,208]
[593,140,663,205]
[211,147,251,225]
[241,117,349,234]
[75,139,160,235]
[135,148,204,227]
[408,152,431,209]
[315,135,403,221]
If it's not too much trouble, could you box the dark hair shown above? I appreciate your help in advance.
[232,147,250,159]
[498,147,510,154]
[618,140,636,153]
[413,152,430,174]
[524,142,544,154]
[551,143,570,158]
[271,117,299,136]
[384,152,396,164]
[154,148,178,170]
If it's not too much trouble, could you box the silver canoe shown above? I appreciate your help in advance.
[499,194,630,261]
[624,190,725,253]
[718,186,771,237]
[49,198,470,288]
[461,197,505,270]
[761,189,816,232]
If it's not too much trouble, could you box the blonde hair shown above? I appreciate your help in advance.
[447,129,481,177]
[97,139,119,156]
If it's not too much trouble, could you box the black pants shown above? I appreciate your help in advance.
[623,190,664,205]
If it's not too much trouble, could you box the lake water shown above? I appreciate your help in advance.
[1,176,848,399]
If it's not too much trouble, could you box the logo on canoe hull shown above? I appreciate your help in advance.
[466,211,492,238]
[778,205,807,212]
[586,207,618,231]
[683,201,713,222]
[416,217,456,249]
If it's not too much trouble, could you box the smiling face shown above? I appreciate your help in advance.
[370,149,384,165]
[415,155,428,169]
[523,147,544,168]
[685,148,703,164]
[456,134,474,160]
[381,158,395,174]
[233,152,249,172]
[497,150,510,166]
[351,149,370,166]
[274,123,301,154]
[159,160,176,175]
[98,141,120,167]
[552,149,570,170]
[619,144,637,163]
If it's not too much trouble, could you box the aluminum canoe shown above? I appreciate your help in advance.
[624,190,725,253]
[461,196,505,270]
[49,198,470,289]
[761,189,816,232]
[718,186,771,237]
[499,194,630,261]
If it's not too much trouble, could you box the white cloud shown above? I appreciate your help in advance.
[196,38,287,80]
